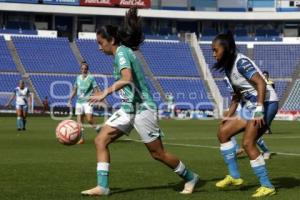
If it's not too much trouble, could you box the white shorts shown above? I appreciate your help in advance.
[105,108,163,143]
[75,102,93,115]
[16,104,28,112]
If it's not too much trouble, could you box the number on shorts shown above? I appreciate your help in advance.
[110,113,121,122]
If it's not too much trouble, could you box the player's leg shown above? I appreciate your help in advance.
[84,103,101,133]
[231,136,244,156]
[22,105,28,130]
[16,105,23,131]
[81,109,130,196]
[243,122,275,197]
[75,103,85,144]
[260,101,279,160]
[216,118,247,188]
[256,137,271,159]
[134,109,199,194]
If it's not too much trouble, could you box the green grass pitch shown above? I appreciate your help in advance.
[0,116,299,200]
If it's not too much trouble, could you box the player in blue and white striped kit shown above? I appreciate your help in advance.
[223,76,272,159]
[212,32,278,197]
[6,80,31,131]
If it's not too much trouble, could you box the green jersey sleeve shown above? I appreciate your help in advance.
[116,49,131,72]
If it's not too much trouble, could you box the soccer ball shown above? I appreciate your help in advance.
[56,120,82,145]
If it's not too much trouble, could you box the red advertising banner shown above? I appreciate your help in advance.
[80,0,151,8]
[117,0,151,8]
[80,0,115,6]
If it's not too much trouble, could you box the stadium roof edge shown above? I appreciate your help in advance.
[1,3,300,21]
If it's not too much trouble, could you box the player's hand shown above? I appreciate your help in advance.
[253,105,265,128]
[89,92,107,105]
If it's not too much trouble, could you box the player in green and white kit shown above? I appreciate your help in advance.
[68,62,101,144]
[81,8,199,196]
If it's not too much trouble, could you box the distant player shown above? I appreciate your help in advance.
[166,93,175,118]
[68,61,101,144]
[5,80,31,131]
[263,71,275,89]
[212,32,278,197]
[81,8,199,196]
[224,77,272,159]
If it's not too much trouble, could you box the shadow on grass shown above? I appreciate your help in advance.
[272,177,300,189]
[110,179,207,195]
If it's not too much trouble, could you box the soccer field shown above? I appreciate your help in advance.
[0,116,299,200]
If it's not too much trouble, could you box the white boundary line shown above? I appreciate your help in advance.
[124,139,300,157]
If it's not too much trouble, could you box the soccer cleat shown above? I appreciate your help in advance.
[252,186,276,198]
[180,173,199,194]
[236,148,245,156]
[216,175,244,188]
[81,186,110,196]
[263,152,271,160]
[77,138,85,144]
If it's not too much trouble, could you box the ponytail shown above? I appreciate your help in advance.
[96,7,144,51]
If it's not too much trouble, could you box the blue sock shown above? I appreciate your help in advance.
[220,141,240,179]
[174,161,195,182]
[257,137,269,153]
[250,155,274,188]
[97,162,109,189]
[231,137,241,152]
[17,117,22,129]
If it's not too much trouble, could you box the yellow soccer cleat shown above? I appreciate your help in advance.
[81,186,110,196]
[216,175,244,188]
[252,186,276,198]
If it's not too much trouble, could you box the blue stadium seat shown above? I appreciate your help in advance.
[13,37,79,73]
[0,36,18,72]
[140,41,200,77]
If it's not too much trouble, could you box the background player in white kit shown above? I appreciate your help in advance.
[6,80,31,131]
[68,62,101,144]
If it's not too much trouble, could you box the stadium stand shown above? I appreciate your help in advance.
[282,79,300,111]
[12,37,79,73]
[76,39,114,74]
[158,78,213,110]
[140,41,200,77]
[0,36,18,72]
[0,73,23,106]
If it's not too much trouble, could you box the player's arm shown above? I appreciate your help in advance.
[5,92,16,107]
[249,73,266,128]
[68,87,77,105]
[225,93,241,118]
[27,91,32,108]
[90,68,133,103]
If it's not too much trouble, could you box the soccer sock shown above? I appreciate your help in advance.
[95,125,101,133]
[231,137,240,152]
[97,162,110,189]
[174,161,195,182]
[17,117,22,129]
[23,119,27,129]
[250,154,273,188]
[220,141,240,179]
[81,128,84,139]
[257,137,269,153]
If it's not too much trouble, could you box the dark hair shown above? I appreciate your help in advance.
[262,71,269,75]
[96,7,144,51]
[80,61,89,69]
[213,31,237,72]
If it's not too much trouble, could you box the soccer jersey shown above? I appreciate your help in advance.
[74,74,98,104]
[113,45,156,113]
[225,53,278,104]
[14,87,30,105]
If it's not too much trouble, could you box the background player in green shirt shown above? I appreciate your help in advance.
[68,62,101,144]
[81,8,199,196]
